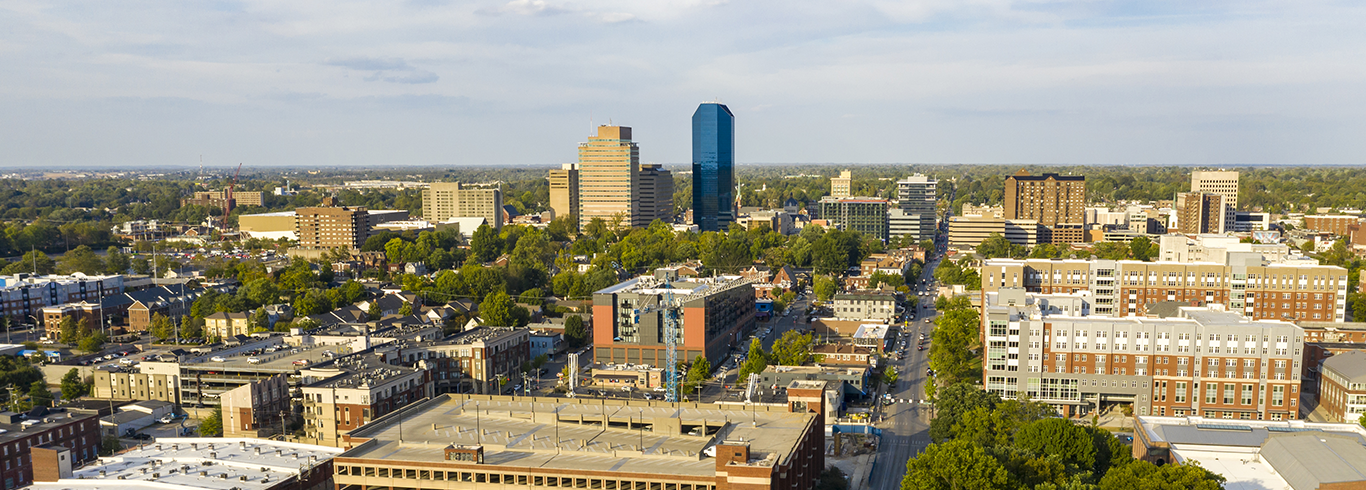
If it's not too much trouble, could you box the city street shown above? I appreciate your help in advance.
[869,230,948,490]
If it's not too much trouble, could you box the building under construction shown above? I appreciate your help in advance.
[592,269,755,370]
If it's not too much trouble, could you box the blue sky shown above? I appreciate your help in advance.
[1,0,1363,167]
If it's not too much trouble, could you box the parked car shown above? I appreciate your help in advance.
[160,414,176,424]
[210,356,226,362]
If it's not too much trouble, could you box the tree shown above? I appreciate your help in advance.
[57,245,105,275]
[149,313,174,341]
[28,381,52,408]
[814,275,838,302]
[1129,236,1155,262]
[78,332,108,352]
[1014,418,1097,474]
[238,278,280,308]
[1,250,55,275]
[563,315,588,348]
[104,246,131,275]
[198,407,223,436]
[60,368,88,400]
[928,383,1000,442]
[683,355,711,394]
[1098,460,1224,490]
[399,301,414,316]
[367,301,382,321]
[816,466,849,490]
[100,435,122,456]
[901,440,1013,490]
[737,338,771,380]
[770,330,813,366]
[1028,243,1062,259]
[58,317,79,344]
[471,225,502,263]
[976,233,1025,259]
[519,288,544,306]
[480,291,515,326]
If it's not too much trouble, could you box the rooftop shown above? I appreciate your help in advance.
[30,438,341,490]
[340,394,818,477]
[303,353,422,390]
[0,410,96,446]
[1324,351,1366,383]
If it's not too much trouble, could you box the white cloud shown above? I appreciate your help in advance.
[0,0,1364,166]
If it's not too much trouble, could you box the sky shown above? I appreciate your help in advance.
[1,0,1364,168]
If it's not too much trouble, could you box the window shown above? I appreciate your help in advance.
[1272,385,1284,406]
[1242,385,1254,405]
[1206,383,1218,404]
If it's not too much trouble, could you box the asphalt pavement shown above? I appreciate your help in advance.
[869,237,947,490]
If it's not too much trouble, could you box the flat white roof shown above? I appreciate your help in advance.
[31,438,342,490]
[1172,449,1290,490]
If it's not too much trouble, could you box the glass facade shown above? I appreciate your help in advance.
[691,103,735,232]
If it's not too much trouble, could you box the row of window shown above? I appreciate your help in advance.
[337,466,712,490]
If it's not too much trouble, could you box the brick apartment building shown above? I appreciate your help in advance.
[980,258,1349,322]
[0,410,101,489]
[983,289,1305,420]
[593,270,755,368]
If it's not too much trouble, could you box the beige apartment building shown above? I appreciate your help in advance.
[295,205,370,251]
[548,163,579,223]
[205,311,252,339]
[830,170,852,198]
[1003,170,1086,244]
[422,182,503,228]
[980,258,1349,322]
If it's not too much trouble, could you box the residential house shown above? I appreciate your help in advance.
[205,311,252,339]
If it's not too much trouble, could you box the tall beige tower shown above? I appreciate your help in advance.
[548,163,579,224]
[831,170,852,198]
[423,182,503,228]
[578,125,640,229]
[1191,170,1238,232]
[1191,170,1239,209]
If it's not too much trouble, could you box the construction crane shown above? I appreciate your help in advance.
[224,162,242,222]
[662,281,682,402]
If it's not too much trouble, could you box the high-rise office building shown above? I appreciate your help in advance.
[890,174,937,241]
[1004,170,1086,244]
[548,163,579,223]
[422,182,503,229]
[830,170,853,198]
[636,163,674,225]
[1191,170,1239,231]
[1175,192,1226,235]
[691,102,735,232]
[578,125,640,229]
[819,198,889,242]
[1191,170,1240,209]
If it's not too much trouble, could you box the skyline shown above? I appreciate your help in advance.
[3,1,1364,167]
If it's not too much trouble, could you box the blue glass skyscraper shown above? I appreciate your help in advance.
[691,102,735,232]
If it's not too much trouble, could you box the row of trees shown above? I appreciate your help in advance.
[909,292,1226,489]
[974,234,1157,262]
[907,384,1224,489]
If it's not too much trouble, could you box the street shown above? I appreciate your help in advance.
[869,229,948,490]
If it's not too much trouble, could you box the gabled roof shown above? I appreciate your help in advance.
[1260,433,1366,490]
